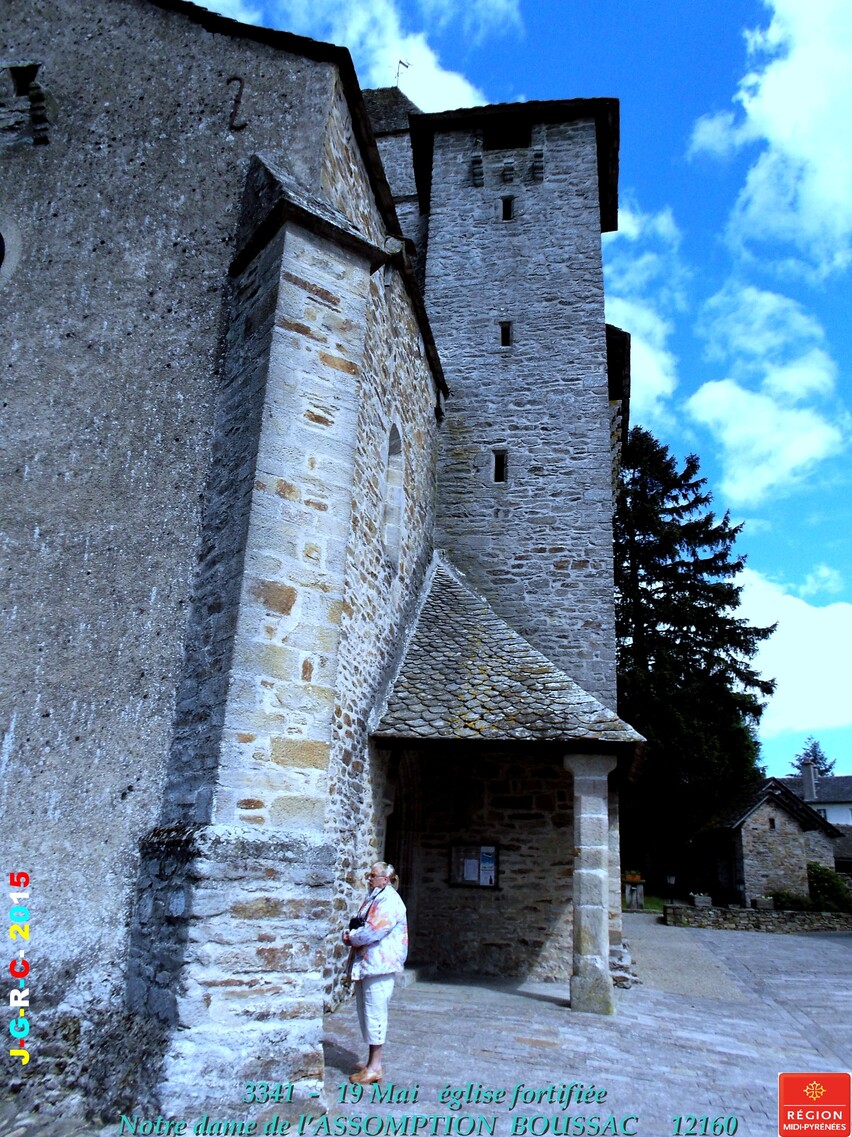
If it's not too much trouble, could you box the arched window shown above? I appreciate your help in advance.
[383,426,403,564]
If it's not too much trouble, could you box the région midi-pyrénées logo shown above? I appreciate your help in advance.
[779,1073,851,1137]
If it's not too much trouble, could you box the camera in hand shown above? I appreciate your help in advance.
[348,915,366,931]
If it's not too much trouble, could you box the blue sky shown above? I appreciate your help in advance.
[209,0,852,778]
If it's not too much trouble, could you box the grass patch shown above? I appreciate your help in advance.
[622,894,665,912]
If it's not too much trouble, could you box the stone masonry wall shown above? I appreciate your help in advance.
[428,120,618,708]
[324,266,440,1002]
[373,128,427,273]
[0,0,342,1106]
[665,904,852,933]
[322,75,388,248]
[741,802,818,901]
[413,748,576,981]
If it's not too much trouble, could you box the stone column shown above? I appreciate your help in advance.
[565,753,617,1014]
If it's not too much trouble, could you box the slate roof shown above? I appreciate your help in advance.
[363,87,422,134]
[781,775,852,804]
[703,778,841,838]
[372,556,643,745]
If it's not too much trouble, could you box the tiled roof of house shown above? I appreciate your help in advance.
[703,778,841,838]
[781,775,852,804]
[372,555,643,745]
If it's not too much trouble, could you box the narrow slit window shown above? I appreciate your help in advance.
[493,449,508,483]
[500,321,512,346]
[768,817,776,830]
[501,196,515,221]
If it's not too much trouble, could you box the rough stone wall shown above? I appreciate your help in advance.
[0,0,344,1086]
[324,267,440,1001]
[427,120,618,707]
[412,748,576,981]
[322,75,388,247]
[665,904,852,933]
[804,829,837,869]
[741,802,813,900]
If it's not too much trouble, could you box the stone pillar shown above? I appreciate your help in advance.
[565,753,617,1014]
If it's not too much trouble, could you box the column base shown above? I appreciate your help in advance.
[570,961,615,1015]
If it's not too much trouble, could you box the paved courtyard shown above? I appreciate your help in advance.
[3,915,851,1137]
[323,916,852,1137]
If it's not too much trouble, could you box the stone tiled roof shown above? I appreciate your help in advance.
[781,775,852,804]
[363,87,422,134]
[372,555,643,745]
[703,778,841,838]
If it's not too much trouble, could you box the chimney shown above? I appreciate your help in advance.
[801,759,817,802]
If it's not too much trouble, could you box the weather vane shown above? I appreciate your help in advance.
[395,59,410,86]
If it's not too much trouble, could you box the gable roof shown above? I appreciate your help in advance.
[705,778,841,838]
[371,555,642,746]
[781,774,852,804]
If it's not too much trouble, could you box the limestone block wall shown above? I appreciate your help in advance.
[324,268,440,999]
[411,748,576,981]
[741,803,813,900]
[427,120,618,707]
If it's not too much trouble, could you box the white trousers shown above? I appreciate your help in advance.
[355,974,396,1046]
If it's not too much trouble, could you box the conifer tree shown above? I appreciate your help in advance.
[614,427,776,882]
[790,736,835,776]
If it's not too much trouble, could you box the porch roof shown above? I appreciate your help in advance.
[371,555,643,746]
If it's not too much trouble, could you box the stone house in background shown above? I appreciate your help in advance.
[1,0,640,1120]
[696,778,840,905]
[782,762,852,874]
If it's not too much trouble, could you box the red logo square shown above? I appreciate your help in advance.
[779,1073,851,1137]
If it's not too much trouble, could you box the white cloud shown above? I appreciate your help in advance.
[416,0,522,41]
[210,0,263,21]
[688,282,847,505]
[687,378,844,505]
[689,110,758,160]
[798,564,844,598]
[603,204,687,428]
[605,296,679,428]
[699,284,824,365]
[248,0,485,110]
[739,568,852,737]
[690,0,852,276]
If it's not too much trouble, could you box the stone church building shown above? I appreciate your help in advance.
[1,0,641,1119]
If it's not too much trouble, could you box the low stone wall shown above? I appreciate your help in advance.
[664,904,852,932]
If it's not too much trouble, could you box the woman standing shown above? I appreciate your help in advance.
[343,862,408,1085]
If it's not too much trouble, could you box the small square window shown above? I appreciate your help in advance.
[499,321,512,346]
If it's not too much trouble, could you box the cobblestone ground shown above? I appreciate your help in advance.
[4,918,851,1137]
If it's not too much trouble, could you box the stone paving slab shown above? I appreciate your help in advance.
[3,918,851,1137]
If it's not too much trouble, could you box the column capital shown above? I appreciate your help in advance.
[564,752,617,779]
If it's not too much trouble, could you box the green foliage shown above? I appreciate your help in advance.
[807,861,852,912]
[790,737,836,777]
[768,890,812,911]
[615,427,776,879]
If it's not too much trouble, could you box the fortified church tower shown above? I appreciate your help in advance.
[368,92,626,709]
